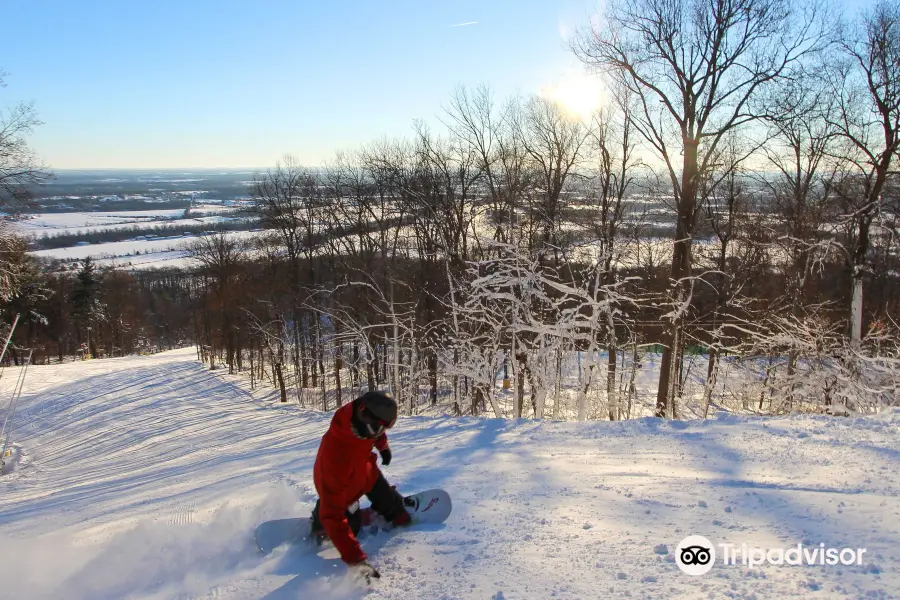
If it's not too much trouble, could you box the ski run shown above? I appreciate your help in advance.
[1,348,897,599]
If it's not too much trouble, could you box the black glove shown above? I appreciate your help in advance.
[379,447,392,466]
[350,560,381,583]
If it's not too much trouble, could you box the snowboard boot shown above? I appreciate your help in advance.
[309,499,363,546]
[392,507,412,527]
[366,474,410,528]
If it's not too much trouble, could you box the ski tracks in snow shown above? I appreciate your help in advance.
[0,349,898,599]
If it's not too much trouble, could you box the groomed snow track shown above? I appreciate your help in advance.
[0,348,897,599]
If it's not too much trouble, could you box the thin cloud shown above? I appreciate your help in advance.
[450,21,478,27]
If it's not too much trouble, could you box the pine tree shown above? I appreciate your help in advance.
[70,257,106,358]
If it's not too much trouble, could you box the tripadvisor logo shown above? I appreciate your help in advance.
[675,535,716,575]
[674,535,868,575]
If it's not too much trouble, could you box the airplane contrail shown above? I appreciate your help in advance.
[450,21,478,27]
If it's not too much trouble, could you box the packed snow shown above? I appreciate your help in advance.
[0,349,897,599]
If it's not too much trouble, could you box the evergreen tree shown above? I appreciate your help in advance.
[70,257,106,357]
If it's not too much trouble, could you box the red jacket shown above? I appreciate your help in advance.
[313,402,389,564]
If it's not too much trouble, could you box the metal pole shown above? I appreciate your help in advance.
[1,348,32,465]
[0,314,21,367]
[0,315,24,448]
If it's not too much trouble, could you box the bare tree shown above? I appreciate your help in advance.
[1,71,51,301]
[573,0,829,417]
[250,155,326,388]
[0,224,31,302]
[577,93,639,420]
[187,231,247,373]
[1,74,50,208]
[827,0,900,348]
[516,95,591,265]
[443,85,532,247]
[758,71,839,387]
[407,122,482,406]
[694,133,764,416]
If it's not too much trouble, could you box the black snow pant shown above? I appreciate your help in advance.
[311,472,405,535]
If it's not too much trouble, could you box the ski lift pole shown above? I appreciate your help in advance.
[0,314,23,443]
[0,314,21,367]
[1,348,32,465]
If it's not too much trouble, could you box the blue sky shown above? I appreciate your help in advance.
[3,0,876,170]
[2,0,603,169]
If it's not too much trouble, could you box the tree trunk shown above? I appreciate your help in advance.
[351,342,360,389]
[367,353,376,391]
[299,312,309,388]
[759,356,773,411]
[850,270,864,349]
[391,314,400,403]
[453,348,460,412]
[274,362,287,403]
[226,325,235,374]
[607,341,618,421]
[516,352,527,419]
[292,312,301,385]
[316,318,325,383]
[702,348,718,418]
[428,348,438,406]
[381,336,388,386]
[259,342,265,383]
[249,345,255,390]
[655,138,699,417]
[310,317,319,389]
[335,343,344,406]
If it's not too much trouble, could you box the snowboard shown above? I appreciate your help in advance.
[254,488,451,555]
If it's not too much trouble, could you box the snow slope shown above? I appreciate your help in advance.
[0,349,897,599]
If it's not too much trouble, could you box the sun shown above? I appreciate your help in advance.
[539,69,607,121]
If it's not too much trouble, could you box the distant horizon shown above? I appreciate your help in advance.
[47,167,273,172]
[38,165,794,181]
[5,0,602,170]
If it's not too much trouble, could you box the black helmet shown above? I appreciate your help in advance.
[351,390,398,439]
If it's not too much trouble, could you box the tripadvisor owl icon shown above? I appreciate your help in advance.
[676,535,716,575]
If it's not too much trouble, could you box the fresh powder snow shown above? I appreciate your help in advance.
[0,349,897,599]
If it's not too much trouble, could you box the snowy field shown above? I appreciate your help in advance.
[0,349,898,599]
[93,249,195,270]
[28,230,263,270]
[12,204,254,270]
[13,205,244,234]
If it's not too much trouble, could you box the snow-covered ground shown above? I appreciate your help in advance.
[13,206,244,234]
[29,230,263,269]
[0,349,897,599]
[97,249,194,270]
[30,237,194,262]
[13,205,256,270]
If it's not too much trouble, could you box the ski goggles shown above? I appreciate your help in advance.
[362,409,395,438]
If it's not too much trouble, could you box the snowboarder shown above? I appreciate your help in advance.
[310,390,410,582]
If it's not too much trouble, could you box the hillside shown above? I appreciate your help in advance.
[1,349,897,599]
